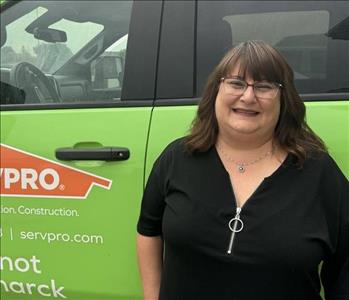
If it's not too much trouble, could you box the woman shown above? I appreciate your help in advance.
[136,41,349,300]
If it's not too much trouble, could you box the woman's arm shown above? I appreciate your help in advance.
[320,156,349,299]
[137,234,163,300]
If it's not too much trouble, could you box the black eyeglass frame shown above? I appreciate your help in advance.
[220,77,283,89]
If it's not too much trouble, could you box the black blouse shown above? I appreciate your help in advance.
[137,138,349,300]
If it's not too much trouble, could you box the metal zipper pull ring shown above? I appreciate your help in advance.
[227,207,244,254]
[228,217,244,232]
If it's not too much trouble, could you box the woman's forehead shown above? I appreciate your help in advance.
[226,65,264,81]
[227,64,249,77]
[225,60,278,82]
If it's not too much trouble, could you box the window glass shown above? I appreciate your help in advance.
[1,1,133,105]
[197,1,349,96]
[2,7,103,73]
[91,35,128,90]
[223,11,329,79]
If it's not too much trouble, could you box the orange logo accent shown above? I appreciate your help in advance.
[0,144,112,199]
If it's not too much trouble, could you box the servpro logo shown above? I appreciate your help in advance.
[0,144,112,199]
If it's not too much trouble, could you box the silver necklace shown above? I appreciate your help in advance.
[217,144,273,173]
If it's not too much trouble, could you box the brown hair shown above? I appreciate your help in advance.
[185,40,326,167]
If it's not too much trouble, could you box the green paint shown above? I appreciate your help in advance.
[1,107,152,299]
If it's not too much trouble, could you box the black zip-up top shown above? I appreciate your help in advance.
[137,138,349,300]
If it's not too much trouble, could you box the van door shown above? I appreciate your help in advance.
[0,1,161,299]
[147,0,349,180]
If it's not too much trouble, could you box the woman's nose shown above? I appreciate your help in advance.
[240,85,257,103]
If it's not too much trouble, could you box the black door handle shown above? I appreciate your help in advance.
[55,147,130,161]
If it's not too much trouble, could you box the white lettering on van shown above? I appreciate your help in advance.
[21,169,38,189]
[0,255,42,274]
[1,168,20,189]
[38,168,59,190]
[0,168,60,191]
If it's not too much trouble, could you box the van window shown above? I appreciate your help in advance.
[1,6,103,74]
[197,1,349,96]
[0,1,132,105]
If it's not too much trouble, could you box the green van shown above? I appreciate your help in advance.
[0,1,348,299]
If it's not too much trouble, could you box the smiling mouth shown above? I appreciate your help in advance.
[232,108,260,116]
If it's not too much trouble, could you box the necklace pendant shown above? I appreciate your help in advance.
[237,165,245,173]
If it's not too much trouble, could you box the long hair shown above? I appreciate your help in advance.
[184,40,326,167]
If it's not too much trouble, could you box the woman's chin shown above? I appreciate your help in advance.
[223,128,261,138]
[227,122,260,135]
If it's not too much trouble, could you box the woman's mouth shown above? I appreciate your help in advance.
[232,108,260,116]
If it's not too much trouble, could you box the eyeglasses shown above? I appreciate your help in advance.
[220,77,282,99]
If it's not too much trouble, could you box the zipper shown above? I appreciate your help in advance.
[225,180,264,255]
[227,206,244,254]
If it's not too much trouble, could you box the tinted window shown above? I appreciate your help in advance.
[1,6,104,73]
[0,1,132,105]
[197,1,349,96]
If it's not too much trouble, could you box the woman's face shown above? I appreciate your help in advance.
[215,66,281,142]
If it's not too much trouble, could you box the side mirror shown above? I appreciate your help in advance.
[33,28,67,43]
[92,54,123,89]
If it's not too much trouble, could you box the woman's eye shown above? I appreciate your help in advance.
[255,84,273,90]
[229,81,245,89]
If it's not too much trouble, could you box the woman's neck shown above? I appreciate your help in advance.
[215,133,277,164]
[215,130,289,169]
[217,133,274,151]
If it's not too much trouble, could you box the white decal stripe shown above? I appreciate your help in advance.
[0,179,113,199]
[91,180,112,190]
[0,143,112,187]
[0,193,88,199]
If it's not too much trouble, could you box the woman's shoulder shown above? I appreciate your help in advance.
[306,151,342,171]
[163,136,187,152]
[153,137,188,168]
[157,137,187,159]
[304,151,348,186]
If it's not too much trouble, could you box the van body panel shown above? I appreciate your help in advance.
[0,107,151,299]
